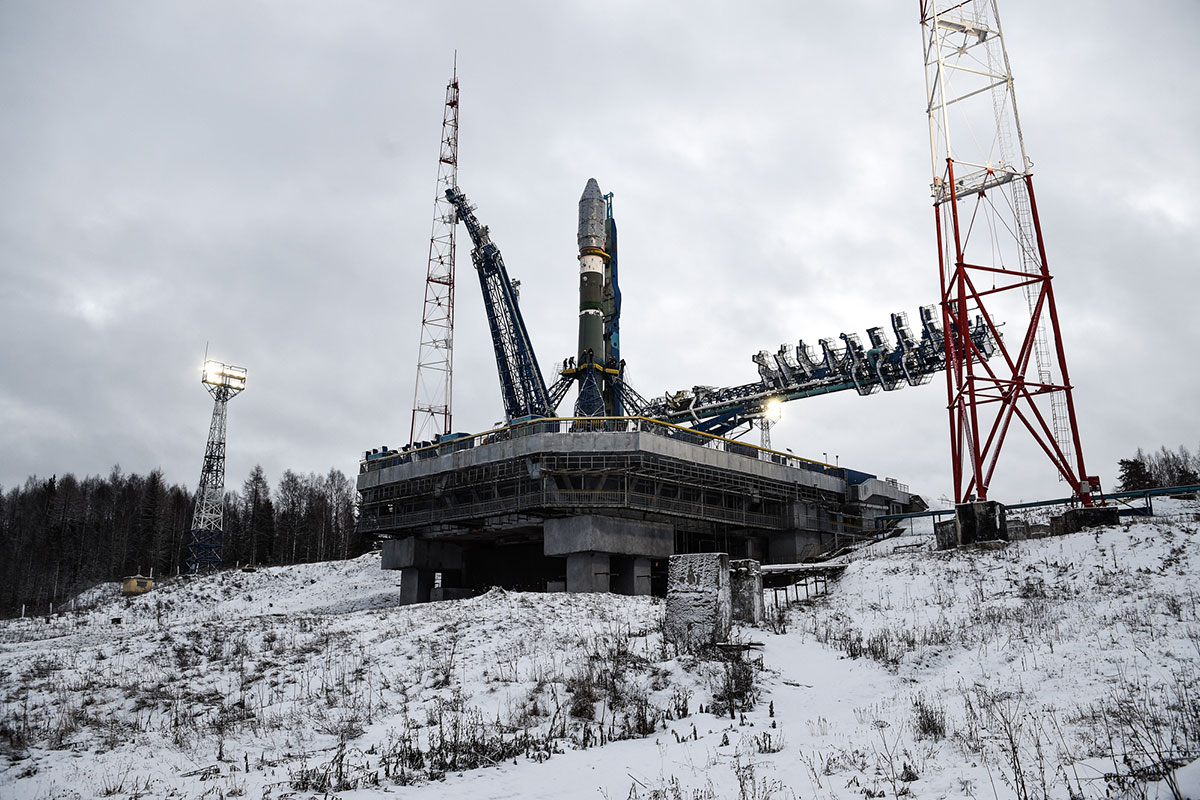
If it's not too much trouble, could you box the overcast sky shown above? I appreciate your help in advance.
[2,1,1197,505]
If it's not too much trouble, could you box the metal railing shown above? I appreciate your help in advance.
[360,483,790,534]
[872,483,1200,532]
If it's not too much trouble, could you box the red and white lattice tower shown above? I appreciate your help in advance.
[410,63,459,444]
[920,0,1099,504]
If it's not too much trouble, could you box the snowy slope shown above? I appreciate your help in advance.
[1,498,1198,800]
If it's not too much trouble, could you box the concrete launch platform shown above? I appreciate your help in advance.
[358,417,919,603]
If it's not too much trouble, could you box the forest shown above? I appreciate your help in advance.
[0,464,363,618]
[1115,444,1200,492]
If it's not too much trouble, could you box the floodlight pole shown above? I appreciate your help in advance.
[187,361,247,573]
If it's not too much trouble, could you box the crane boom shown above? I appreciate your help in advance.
[445,186,552,421]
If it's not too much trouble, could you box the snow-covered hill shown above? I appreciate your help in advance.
[2,499,1198,799]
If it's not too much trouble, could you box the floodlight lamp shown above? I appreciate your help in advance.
[200,359,248,390]
[764,397,784,422]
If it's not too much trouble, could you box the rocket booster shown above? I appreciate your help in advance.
[577,178,607,366]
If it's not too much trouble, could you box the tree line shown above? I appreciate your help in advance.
[1116,444,1200,491]
[0,465,365,618]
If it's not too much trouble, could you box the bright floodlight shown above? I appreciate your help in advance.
[201,359,248,393]
[764,397,784,422]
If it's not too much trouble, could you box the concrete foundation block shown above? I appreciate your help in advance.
[955,501,1007,545]
[566,552,610,593]
[399,567,435,605]
[665,553,731,651]
[1061,506,1120,534]
[729,559,763,624]
[934,519,958,551]
[382,537,463,571]
[544,515,673,558]
[1007,519,1030,541]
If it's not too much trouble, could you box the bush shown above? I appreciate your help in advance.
[912,693,947,741]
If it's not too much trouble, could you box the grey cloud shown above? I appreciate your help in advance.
[1,1,1196,503]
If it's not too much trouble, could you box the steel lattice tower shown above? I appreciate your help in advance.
[186,360,247,573]
[920,0,1097,504]
[410,63,460,444]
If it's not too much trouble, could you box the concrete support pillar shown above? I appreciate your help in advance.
[383,537,464,605]
[611,555,652,596]
[399,567,435,605]
[546,515,671,596]
[566,552,610,593]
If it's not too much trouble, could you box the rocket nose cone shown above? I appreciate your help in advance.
[581,178,603,201]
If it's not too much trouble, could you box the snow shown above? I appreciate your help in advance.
[1,497,1197,799]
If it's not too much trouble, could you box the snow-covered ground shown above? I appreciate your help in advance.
[2,498,1198,799]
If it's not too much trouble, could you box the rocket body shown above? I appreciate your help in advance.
[577,178,608,367]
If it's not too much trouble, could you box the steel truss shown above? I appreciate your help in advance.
[921,0,1097,504]
[410,63,460,444]
[187,380,244,572]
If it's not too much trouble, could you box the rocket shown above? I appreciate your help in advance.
[574,178,623,417]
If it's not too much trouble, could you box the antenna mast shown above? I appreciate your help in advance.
[410,59,460,444]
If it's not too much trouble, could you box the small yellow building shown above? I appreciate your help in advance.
[121,575,154,596]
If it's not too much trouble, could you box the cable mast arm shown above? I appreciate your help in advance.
[445,186,552,421]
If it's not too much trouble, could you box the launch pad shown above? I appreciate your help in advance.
[359,177,934,604]
[359,417,918,604]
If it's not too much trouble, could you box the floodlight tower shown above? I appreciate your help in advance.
[920,0,1098,505]
[186,359,247,573]
[410,61,460,444]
